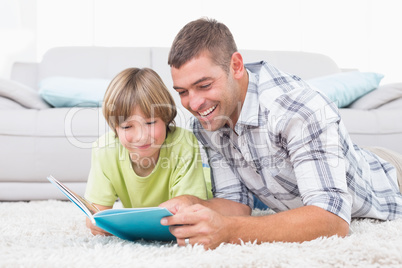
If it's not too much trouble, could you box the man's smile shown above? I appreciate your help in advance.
[198,104,217,117]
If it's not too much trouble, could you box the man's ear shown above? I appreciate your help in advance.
[230,52,245,79]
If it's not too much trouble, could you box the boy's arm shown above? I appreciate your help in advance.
[85,203,113,236]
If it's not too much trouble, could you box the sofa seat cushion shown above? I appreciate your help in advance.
[0,108,108,137]
[0,108,109,183]
[340,109,402,154]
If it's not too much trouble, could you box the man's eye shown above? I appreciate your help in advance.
[178,90,187,96]
[200,83,211,89]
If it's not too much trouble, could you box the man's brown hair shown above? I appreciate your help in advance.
[168,18,238,74]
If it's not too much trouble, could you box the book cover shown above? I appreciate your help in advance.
[47,175,175,242]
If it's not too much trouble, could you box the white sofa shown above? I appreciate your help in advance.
[1,46,402,201]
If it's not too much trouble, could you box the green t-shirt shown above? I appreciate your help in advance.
[85,127,211,208]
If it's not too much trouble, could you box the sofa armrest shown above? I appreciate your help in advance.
[10,62,39,91]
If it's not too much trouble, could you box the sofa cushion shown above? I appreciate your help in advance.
[307,72,384,108]
[39,76,111,107]
[0,96,25,109]
[0,78,51,109]
[376,98,402,110]
[349,82,402,110]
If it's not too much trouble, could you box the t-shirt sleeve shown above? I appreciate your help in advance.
[84,143,118,207]
[168,132,210,200]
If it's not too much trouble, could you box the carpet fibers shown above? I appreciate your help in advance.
[0,200,401,268]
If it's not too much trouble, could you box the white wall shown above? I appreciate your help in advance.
[1,0,401,84]
[0,0,36,79]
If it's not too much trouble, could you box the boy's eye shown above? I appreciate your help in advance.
[120,125,131,130]
[146,120,156,125]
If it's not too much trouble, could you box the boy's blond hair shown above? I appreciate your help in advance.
[103,68,176,134]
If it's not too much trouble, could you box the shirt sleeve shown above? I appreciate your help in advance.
[280,94,353,224]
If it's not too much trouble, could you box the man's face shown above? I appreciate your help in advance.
[171,52,243,131]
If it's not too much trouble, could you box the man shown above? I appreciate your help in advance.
[160,18,402,249]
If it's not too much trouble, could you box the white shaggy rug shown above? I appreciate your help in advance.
[1,200,401,268]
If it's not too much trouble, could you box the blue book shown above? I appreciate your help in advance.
[47,175,175,241]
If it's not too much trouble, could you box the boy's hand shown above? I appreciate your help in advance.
[84,203,113,236]
[85,217,112,236]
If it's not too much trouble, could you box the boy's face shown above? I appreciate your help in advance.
[115,106,166,166]
[171,52,243,131]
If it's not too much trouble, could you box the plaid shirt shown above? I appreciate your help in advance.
[193,61,402,224]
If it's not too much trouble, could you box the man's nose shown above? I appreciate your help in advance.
[188,91,205,112]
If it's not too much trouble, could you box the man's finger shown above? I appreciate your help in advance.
[161,212,197,226]
[161,204,206,226]
[169,221,200,239]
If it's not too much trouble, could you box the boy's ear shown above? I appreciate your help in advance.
[230,52,244,79]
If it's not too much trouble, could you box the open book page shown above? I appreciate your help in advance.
[47,175,175,241]
[47,175,99,223]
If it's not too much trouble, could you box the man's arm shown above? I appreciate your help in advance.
[228,205,349,243]
[161,203,349,250]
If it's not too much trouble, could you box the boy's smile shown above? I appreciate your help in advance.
[134,144,152,150]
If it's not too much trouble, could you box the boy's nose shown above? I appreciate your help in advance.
[128,127,147,144]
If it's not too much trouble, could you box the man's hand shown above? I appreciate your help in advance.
[160,197,251,249]
[158,195,202,214]
[161,204,234,249]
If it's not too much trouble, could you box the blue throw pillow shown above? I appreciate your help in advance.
[39,76,111,107]
[307,72,384,108]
